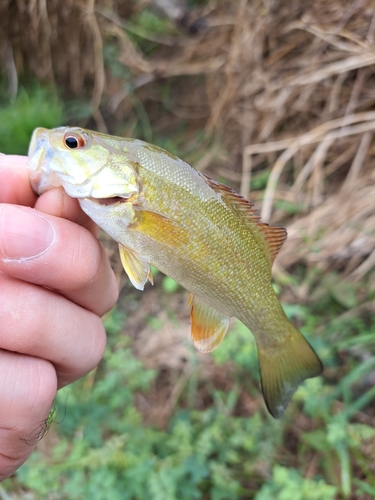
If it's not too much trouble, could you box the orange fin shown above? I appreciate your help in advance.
[188,293,230,353]
[257,327,323,418]
[201,173,287,263]
[132,207,188,248]
[119,244,153,290]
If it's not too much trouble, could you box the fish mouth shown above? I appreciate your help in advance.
[88,194,137,206]
[93,197,127,206]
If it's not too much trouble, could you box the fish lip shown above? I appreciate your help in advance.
[28,128,51,195]
[29,149,46,195]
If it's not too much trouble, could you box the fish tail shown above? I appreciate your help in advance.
[256,327,323,418]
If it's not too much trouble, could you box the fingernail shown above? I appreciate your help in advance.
[0,205,55,260]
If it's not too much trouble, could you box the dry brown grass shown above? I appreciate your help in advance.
[1,0,375,283]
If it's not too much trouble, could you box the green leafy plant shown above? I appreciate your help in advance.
[0,85,63,154]
[255,466,338,500]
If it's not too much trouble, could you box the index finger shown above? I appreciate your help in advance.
[0,155,36,207]
[0,154,98,235]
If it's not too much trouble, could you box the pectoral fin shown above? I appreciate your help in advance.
[188,293,230,353]
[257,327,323,418]
[132,207,188,248]
[119,244,153,290]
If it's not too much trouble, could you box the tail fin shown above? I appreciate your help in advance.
[257,328,323,418]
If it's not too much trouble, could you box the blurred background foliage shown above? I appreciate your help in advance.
[1,0,375,498]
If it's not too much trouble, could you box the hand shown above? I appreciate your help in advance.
[0,154,118,480]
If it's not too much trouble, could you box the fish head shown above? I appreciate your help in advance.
[28,126,140,202]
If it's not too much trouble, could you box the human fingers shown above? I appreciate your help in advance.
[0,204,118,316]
[34,187,99,235]
[0,155,36,207]
[0,349,57,481]
[0,273,106,388]
[0,154,98,235]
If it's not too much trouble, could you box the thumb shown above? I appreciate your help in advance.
[0,204,54,261]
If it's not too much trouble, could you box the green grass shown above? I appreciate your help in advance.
[0,84,63,154]
[3,281,374,499]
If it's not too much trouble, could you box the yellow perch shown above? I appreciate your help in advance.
[28,127,323,417]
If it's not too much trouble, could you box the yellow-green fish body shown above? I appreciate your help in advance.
[28,127,323,417]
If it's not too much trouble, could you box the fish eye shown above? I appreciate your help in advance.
[64,133,86,149]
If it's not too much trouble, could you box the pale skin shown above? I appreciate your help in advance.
[0,155,119,480]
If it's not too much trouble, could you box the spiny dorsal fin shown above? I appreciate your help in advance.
[200,173,287,263]
[201,173,261,221]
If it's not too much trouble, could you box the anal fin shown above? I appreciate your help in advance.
[119,244,153,291]
[188,293,230,353]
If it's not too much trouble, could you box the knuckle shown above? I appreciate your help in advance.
[0,355,57,478]
[59,236,102,290]
[87,316,107,369]
[19,358,57,416]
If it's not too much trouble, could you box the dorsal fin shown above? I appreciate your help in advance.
[257,224,287,263]
[200,173,287,263]
[201,173,261,220]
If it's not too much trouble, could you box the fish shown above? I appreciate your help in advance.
[28,126,323,418]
